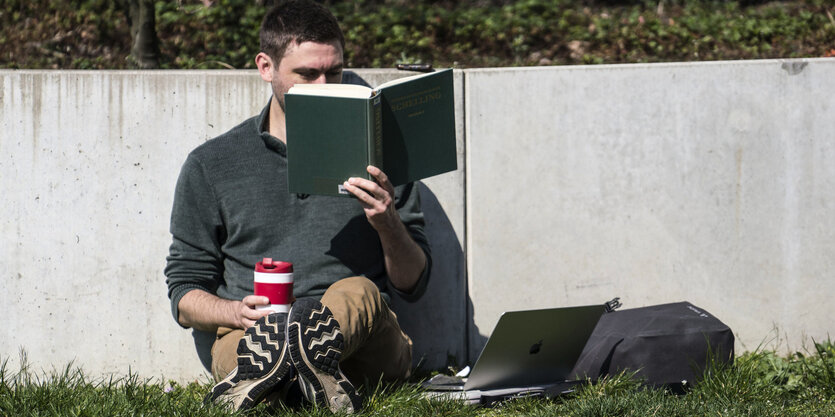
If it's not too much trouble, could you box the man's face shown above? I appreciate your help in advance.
[268,40,344,111]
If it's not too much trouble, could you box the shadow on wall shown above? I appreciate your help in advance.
[343,70,487,369]
[390,182,487,371]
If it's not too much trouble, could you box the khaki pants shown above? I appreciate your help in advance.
[211,276,413,386]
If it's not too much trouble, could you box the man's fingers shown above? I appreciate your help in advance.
[367,165,395,195]
[343,183,377,211]
[244,308,270,320]
[242,295,270,308]
[238,296,270,329]
[366,165,389,184]
[345,168,399,229]
[344,179,388,206]
[240,306,270,329]
[345,186,389,218]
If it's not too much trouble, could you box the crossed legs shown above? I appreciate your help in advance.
[209,276,412,411]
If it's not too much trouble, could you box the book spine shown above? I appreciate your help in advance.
[369,95,383,174]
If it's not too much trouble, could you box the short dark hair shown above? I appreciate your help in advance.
[260,0,345,63]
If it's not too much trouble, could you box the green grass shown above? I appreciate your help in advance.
[3,342,835,416]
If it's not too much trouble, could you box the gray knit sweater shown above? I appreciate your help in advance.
[164,103,431,325]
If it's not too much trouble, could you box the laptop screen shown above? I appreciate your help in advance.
[464,304,605,391]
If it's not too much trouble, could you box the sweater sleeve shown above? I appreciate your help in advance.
[388,181,432,302]
[164,154,225,327]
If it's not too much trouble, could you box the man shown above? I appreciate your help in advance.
[164,0,431,413]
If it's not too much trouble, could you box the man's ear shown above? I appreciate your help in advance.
[255,52,275,82]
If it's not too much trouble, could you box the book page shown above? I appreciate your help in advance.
[287,83,372,99]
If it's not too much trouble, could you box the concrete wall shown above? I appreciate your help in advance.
[1,71,270,381]
[464,59,835,358]
[2,59,834,382]
[0,69,466,382]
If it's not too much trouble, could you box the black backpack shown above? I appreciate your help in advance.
[571,300,734,392]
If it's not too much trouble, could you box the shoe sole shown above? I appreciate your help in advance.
[287,299,361,413]
[206,313,292,410]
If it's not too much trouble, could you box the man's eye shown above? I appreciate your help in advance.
[300,71,319,80]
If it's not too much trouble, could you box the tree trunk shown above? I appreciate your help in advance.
[126,0,160,69]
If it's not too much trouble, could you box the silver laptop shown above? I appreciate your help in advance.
[424,304,605,401]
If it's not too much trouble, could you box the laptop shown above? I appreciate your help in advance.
[423,304,606,404]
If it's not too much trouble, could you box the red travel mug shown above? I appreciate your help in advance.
[254,258,294,313]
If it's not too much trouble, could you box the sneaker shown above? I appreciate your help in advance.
[206,313,293,410]
[287,298,362,413]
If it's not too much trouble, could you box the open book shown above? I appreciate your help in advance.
[285,69,456,197]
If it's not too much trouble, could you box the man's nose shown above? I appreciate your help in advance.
[311,74,327,84]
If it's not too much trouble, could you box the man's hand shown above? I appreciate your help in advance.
[178,290,272,332]
[235,295,273,329]
[342,165,427,293]
[342,165,400,232]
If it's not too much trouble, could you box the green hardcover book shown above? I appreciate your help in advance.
[285,68,456,197]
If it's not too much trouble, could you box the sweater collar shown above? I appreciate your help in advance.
[257,100,287,156]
